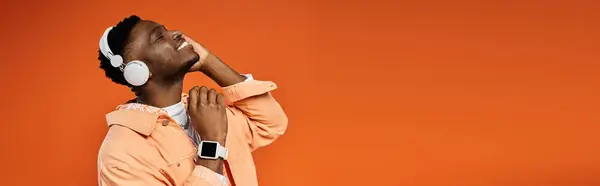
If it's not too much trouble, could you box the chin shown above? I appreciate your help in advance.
[179,54,200,71]
[188,54,200,64]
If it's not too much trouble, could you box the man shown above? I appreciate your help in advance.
[96,15,288,186]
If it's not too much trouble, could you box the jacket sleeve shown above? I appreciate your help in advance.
[184,166,228,186]
[222,79,289,151]
[99,165,224,186]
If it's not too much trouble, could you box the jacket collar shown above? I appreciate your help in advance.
[105,94,189,136]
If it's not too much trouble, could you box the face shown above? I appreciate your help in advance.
[126,20,199,82]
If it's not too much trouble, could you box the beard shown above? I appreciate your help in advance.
[183,54,200,71]
[173,55,200,77]
[165,53,200,82]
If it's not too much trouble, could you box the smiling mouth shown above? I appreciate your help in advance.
[177,41,189,50]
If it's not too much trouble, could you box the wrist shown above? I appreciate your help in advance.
[199,54,217,73]
[197,140,229,164]
[198,134,226,144]
[194,158,224,174]
[197,52,210,70]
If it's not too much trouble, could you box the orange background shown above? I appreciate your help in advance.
[1,0,599,185]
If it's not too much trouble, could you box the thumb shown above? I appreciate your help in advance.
[183,35,198,45]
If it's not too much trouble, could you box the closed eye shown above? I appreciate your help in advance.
[156,35,164,42]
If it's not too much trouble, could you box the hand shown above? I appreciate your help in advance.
[183,35,210,72]
[187,86,228,144]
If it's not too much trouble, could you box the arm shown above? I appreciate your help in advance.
[184,37,288,151]
[185,86,231,186]
[224,83,288,151]
[99,165,223,186]
[203,55,288,151]
[200,54,246,87]
[194,150,229,185]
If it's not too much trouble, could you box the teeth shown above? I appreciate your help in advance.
[177,42,189,50]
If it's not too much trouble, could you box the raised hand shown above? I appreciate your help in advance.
[187,86,228,144]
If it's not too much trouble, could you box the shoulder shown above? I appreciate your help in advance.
[98,124,165,169]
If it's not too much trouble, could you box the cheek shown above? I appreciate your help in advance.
[142,55,167,74]
[147,47,173,62]
[144,46,183,72]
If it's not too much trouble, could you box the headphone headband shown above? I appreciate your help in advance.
[98,25,150,86]
[99,27,124,69]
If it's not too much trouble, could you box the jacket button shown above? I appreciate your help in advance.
[161,120,169,126]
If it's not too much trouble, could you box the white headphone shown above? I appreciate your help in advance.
[99,27,150,86]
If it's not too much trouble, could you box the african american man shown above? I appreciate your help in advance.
[96,15,288,186]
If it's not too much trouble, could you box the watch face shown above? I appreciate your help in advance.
[200,142,218,158]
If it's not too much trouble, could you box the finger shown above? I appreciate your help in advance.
[207,88,217,105]
[199,86,208,105]
[216,93,225,106]
[188,86,200,110]
[183,35,198,44]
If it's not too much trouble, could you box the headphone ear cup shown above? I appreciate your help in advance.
[123,60,150,86]
[109,55,123,68]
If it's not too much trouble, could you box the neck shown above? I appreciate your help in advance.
[137,80,184,108]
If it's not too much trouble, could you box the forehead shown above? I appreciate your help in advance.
[122,20,162,59]
[130,20,161,39]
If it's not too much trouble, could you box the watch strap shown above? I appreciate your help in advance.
[217,145,228,160]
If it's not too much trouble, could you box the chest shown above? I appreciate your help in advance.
[147,116,252,185]
[148,119,198,184]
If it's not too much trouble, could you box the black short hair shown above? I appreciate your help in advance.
[98,15,141,88]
